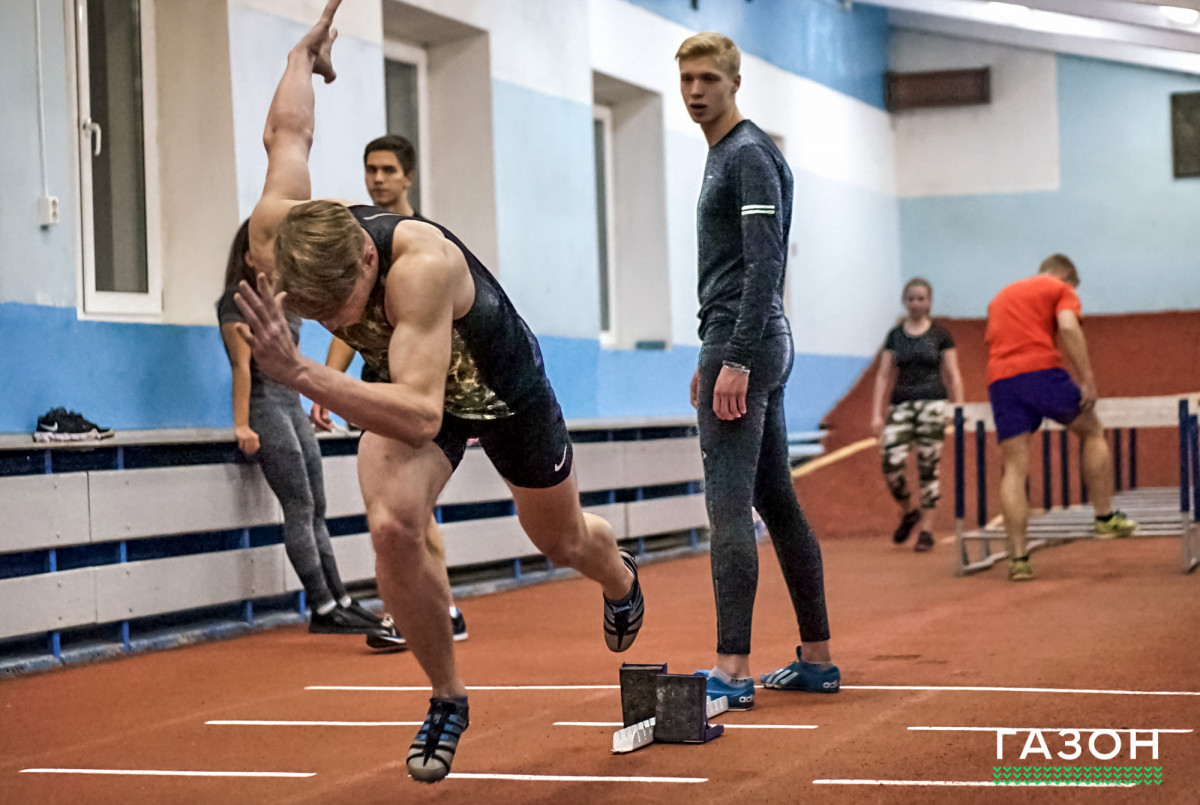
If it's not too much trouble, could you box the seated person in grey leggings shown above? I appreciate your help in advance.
[218,221,398,643]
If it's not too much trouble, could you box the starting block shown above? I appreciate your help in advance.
[612,663,727,753]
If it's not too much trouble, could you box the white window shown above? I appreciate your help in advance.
[383,39,430,215]
[71,0,162,316]
[593,105,618,346]
[592,72,671,350]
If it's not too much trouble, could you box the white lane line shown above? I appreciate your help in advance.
[306,685,620,692]
[207,720,421,727]
[814,779,1133,788]
[845,685,1200,696]
[447,772,706,783]
[910,726,1193,733]
[555,721,817,730]
[20,769,314,778]
[310,683,1200,697]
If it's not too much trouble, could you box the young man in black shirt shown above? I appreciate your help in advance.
[678,31,838,710]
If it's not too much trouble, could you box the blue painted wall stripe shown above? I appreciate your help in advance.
[2,303,861,434]
[625,0,890,109]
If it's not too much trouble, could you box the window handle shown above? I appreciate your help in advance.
[82,117,102,157]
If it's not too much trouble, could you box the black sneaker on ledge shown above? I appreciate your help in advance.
[34,407,114,442]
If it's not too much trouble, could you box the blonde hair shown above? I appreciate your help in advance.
[1038,253,1079,286]
[274,200,366,321]
[903,277,932,299]
[675,32,740,77]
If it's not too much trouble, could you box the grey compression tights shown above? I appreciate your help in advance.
[697,329,831,656]
[249,385,347,608]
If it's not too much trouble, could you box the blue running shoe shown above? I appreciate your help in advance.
[407,696,469,783]
[694,669,755,711]
[759,648,840,693]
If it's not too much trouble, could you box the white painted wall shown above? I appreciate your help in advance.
[891,29,1061,198]
[590,0,900,355]
[227,0,386,222]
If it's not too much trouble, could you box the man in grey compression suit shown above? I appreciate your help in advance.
[678,31,839,710]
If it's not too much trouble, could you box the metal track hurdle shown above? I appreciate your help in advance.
[952,396,1200,576]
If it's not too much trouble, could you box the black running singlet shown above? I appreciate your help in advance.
[334,205,549,420]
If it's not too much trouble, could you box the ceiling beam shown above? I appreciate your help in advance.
[888,8,1200,75]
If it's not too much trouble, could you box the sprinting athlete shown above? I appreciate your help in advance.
[233,0,643,784]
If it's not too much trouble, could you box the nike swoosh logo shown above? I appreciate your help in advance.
[39,422,59,432]
[554,445,568,472]
[360,212,400,221]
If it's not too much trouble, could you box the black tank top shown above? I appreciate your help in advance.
[334,205,548,420]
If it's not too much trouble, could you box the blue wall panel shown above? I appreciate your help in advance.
[0,303,229,432]
[626,0,889,109]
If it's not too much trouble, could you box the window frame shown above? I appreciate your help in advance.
[593,103,618,347]
[382,38,430,215]
[69,0,163,319]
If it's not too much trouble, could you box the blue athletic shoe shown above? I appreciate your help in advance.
[694,669,755,711]
[759,648,840,693]
[407,696,469,784]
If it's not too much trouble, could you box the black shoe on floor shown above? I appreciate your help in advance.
[343,599,383,626]
[407,696,469,783]
[365,614,408,651]
[914,530,935,552]
[309,605,385,635]
[603,550,644,652]
[451,608,468,642]
[893,509,921,544]
[34,407,114,442]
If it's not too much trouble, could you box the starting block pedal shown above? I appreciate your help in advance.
[612,717,656,753]
[612,663,726,753]
[612,697,728,754]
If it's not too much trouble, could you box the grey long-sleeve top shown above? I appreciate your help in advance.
[696,119,793,369]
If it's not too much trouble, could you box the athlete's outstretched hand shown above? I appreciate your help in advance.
[296,0,342,83]
[233,273,304,386]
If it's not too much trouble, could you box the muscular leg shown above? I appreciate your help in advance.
[1067,409,1114,516]
[507,472,632,600]
[999,434,1032,559]
[358,432,462,698]
[421,516,457,608]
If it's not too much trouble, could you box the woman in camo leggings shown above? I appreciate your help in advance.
[870,278,965,552]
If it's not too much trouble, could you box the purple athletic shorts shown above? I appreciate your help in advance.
[988,368,1082,442]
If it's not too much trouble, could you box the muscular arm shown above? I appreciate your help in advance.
[1057,309,1097,410]
[236,228,457,447]
[247,0,342,272]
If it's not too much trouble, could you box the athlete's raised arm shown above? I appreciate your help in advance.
[247,0,342,273]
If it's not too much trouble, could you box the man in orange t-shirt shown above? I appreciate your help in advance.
[985,254,1137,581]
